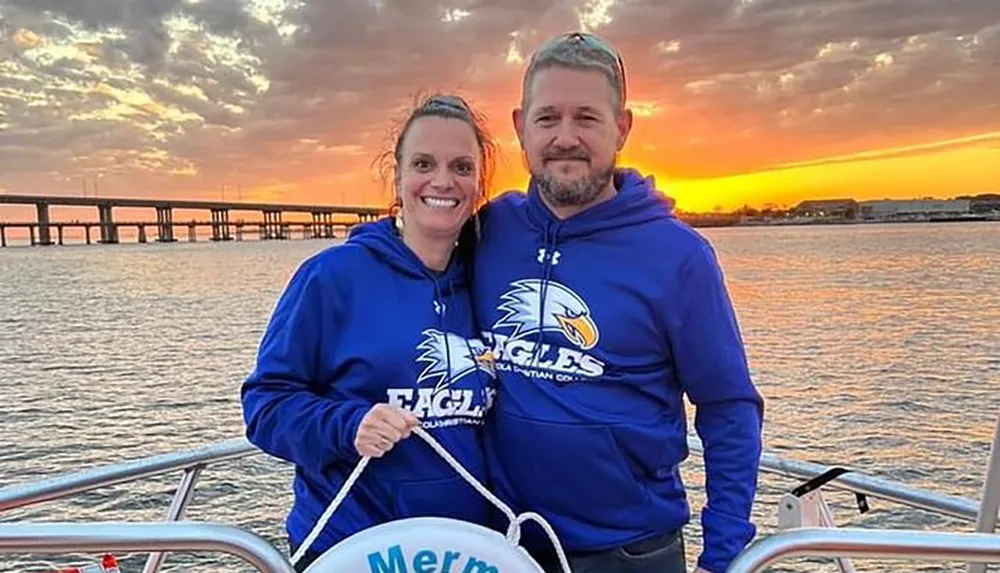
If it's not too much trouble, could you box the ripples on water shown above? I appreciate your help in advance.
[1,222,998,572]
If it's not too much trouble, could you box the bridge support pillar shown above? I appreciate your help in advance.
[35,203,54,246]
[156,207,176,242]
[262,210,283,240]
[311,212,335,238]
[97,204,118,244]
[210,209,231,241]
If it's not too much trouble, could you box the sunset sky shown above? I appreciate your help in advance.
[1,0,998,214]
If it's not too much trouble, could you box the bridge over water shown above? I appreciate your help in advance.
[0,194,387,247]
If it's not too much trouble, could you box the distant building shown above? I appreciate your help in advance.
[965,194,1000,213]
[859,199,971,219]
[793,199,859,218]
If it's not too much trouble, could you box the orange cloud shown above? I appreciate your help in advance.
[12,28,41,49]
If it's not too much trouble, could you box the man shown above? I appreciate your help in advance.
[472,31,764,573]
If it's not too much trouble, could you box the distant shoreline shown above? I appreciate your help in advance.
[681,213,1000,228]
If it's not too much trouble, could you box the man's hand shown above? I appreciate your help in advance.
[354,403,420,457]
[693,568,713,573]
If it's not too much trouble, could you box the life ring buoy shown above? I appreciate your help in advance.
[301,517,545,573]
[290,427,571,573]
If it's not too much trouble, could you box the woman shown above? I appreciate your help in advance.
[241,93,499,571]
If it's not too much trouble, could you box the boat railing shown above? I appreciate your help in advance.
[0,438,259,573]
[726,527,1000,572]
[712,415,998,573]
[0,417,996,572]
[691,415,999,531]
[0,521,295,573]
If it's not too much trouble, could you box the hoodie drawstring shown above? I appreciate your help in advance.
[431,276,453,398]
[532,221,560,365]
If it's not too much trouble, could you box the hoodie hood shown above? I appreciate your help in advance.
[502,168,675,360]
[346,217,465,288]
[524,167,675,240]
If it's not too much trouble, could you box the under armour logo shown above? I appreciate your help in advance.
[537,248,561,265]
[433,300,445,314]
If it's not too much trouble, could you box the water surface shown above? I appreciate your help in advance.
[1,222,998,572]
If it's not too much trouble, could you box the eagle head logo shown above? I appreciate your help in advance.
[493,279,599,350]
[416,329,496,393]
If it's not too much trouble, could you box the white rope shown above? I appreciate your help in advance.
[509,511,572,573]
[410,427,519,537]
[290,426,571,573]
[289,456,370,565]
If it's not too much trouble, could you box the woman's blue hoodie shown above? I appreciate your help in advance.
[241,218,496,555]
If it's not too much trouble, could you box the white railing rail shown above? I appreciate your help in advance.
[686,434,986,523]
[0,438,256,512]
[688,416,1000,530]
[0,522,295,573]
[726,527,1000,573]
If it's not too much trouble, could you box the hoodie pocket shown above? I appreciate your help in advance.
[391,473,492,526]
[493,411,649,527]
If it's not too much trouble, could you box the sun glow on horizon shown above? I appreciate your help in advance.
[659,140,1000,212]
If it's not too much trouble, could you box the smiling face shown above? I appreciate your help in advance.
[515,66,632,214]
[397,115,482,241]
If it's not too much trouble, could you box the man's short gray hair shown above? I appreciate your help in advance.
[521,32,627,115]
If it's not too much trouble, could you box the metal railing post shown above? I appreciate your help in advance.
[968,415,1000,573]
[727,527,1000,573]
[142,465,205,573]
[0,522,295,573]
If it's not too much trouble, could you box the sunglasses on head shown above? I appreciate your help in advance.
[544,31,628,105]
[425,95,472,114]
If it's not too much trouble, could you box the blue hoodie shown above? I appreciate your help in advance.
[242,218,496,556]
[471,169,764,573]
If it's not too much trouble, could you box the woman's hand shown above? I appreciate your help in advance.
[354,404,420,457]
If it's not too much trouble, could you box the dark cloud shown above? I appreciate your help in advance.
[180,0,258,40]
[0,0,997,197]
[2,0,185,68]
[594,0,1000,174]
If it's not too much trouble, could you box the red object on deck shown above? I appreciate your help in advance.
[102,554,121,572]
[52,554,120,573]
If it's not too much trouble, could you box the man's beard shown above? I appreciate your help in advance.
[533,155,615,208]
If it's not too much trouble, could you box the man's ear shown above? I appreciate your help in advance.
[617,107,633,151]
[512,107,526,149]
